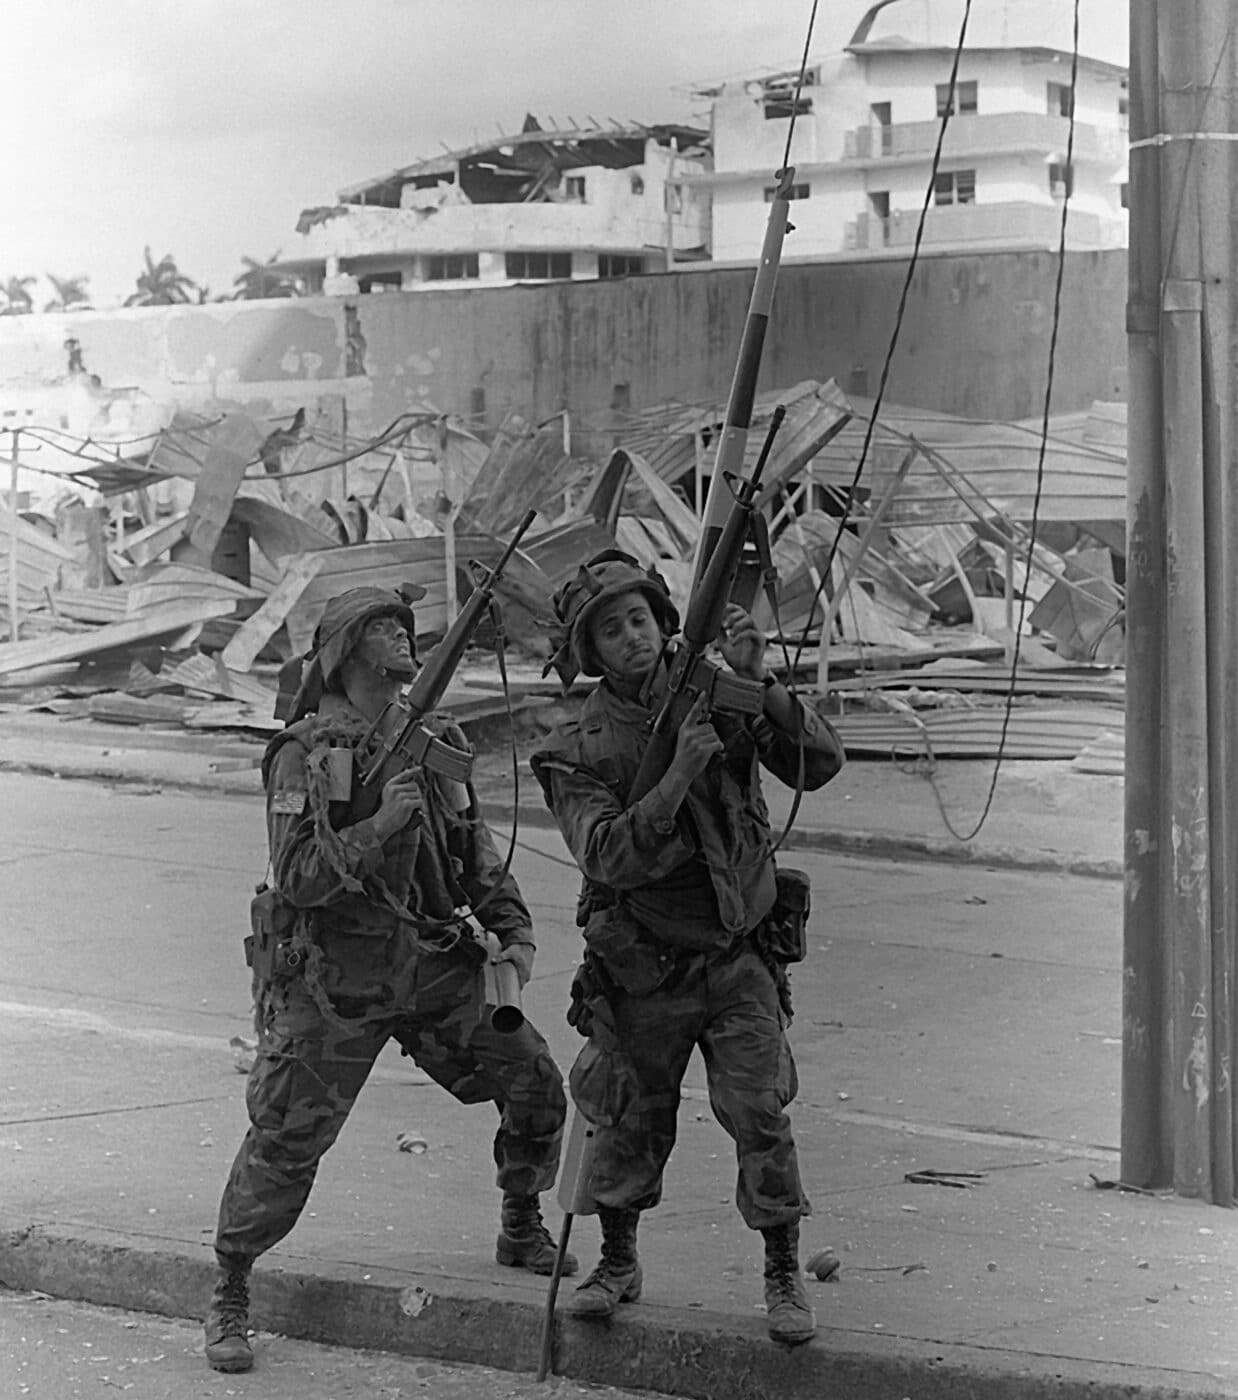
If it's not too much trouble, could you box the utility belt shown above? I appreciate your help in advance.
[568,866,811,1027]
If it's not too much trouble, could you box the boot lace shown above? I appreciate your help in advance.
[214,1269,250,1336]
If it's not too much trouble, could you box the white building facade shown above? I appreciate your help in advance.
[279,120,711,295]
[692,32,1128,265]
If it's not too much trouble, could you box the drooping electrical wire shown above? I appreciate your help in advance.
[924,0,1081,843]
[788,0,975,689]
[772,0,1088,844]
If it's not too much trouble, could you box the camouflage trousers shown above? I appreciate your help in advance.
[214,948,566,1262]
[589,937,808,1231]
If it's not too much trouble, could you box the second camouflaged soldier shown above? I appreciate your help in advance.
[531,551,844,1346]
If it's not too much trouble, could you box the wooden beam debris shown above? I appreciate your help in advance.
[0,601,236,679]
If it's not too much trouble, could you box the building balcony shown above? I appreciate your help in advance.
[846,200,1125,252]
[286,201,700,263]
[844,113,1127,167]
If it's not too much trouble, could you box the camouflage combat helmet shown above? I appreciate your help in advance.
[279,583,426,722]
[548,549,680,683]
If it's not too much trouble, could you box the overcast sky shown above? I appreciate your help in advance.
[1,0,1127,309]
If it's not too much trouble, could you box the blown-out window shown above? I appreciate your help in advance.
[506,252,572,279]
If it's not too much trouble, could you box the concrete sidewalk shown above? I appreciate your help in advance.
[8,710,1235,1400]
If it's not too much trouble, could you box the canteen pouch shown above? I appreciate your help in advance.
[758,867,811,965]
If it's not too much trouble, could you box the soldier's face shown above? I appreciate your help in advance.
[357,614,415,676]
[589,591,662,679]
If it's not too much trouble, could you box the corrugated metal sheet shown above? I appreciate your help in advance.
[614,379,852,496]
[828,702,1125,760]
[813,398,1126,526]
[829,661,1125,703]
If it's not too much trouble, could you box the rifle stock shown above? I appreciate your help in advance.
[358,509,537,787]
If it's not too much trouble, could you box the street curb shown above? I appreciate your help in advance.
[476,800,1125,882]
[0,1221,1228,1400]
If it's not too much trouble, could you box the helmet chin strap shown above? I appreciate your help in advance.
[373,661,416,683]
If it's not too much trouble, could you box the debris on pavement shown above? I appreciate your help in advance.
[904,1169,987,1189]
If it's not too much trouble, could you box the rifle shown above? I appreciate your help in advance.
[622,155,799,805]
[626,406,786,803]
[357,508,537,788]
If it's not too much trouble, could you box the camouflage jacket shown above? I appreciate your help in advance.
[263,693,532,999]
[530,676,844,950]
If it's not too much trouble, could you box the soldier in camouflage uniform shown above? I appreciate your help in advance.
[204,586,573,1373]
[530,551,844,1346]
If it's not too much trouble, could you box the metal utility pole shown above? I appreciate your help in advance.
[1122,0,1238,1202]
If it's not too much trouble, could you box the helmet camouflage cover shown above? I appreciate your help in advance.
[278,583,425,722]
[547,549,680,684]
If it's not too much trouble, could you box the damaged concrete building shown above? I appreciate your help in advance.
[278,116,711,296]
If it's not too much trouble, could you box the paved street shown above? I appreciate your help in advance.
[0,768,1122,1153]
[9,766,1238,1400]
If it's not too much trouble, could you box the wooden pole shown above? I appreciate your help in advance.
[1122,0,1238,1202]
[1122,0,1173,1193]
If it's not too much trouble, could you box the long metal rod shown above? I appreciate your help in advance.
[691,169,796,588]
[8,430,19,642]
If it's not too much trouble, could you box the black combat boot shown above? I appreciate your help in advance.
[761,1221,816,1345]
[568,1205,642,1319]
[203,1253,254,1372]
[495,1192,578,1276]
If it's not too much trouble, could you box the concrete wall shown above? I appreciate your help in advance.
[0,248,1127,448]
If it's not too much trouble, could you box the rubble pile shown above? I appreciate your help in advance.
[0,385,1127,762]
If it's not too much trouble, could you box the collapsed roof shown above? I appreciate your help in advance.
[338,114,709,208]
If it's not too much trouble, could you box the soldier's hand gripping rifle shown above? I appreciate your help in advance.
[357,508,537,788]
[626,406,786,803]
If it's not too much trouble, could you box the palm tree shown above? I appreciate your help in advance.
[44,273,91,312]
[124,247,199,306]
[233,252,302,300]
[1,276,36,315]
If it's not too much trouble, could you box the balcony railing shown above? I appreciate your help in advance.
[846,200,1120,251]
[844,113,1126,165]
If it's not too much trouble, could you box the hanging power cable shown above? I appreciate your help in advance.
[922,0,1081,843]
[775,0,1086,844]
[789,0,975,690]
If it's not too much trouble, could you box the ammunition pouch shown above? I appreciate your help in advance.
[756,867,811,966]
[583,905,674,997]
[246,885,304,986]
